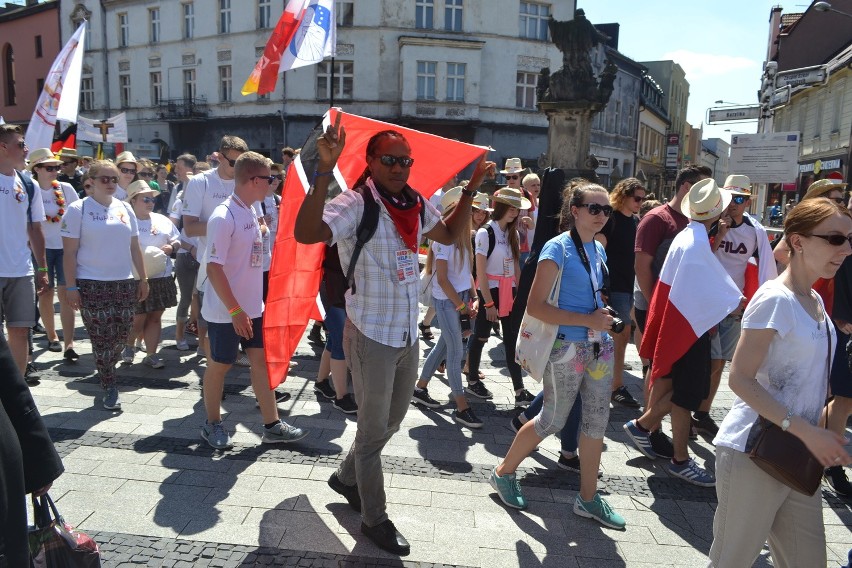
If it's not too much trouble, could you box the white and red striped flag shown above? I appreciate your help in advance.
[639,222,743,383]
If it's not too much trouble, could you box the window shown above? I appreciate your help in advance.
[34,35,42,58]
[519,2,549,40]
[219,66,232,102]
[336,1,354,26]
[258,0,271,28]
[183,69,195,100]
[415,0,433,29]
[182,3,194,39]
[831,79,845,132]
[150,72,161,105]
[814,92,824,137]
[416,60,437,101]
[3,44,15,106]
[118,13,129,47]
[316,60,353,101]
[516,71,537,109]
[219,0,231,34]
[80,77,94,111]
[445,0,462,32]
[446,62,465,102]
[119,74,131,108]
[36,78,44,93]
[149,8,160,43]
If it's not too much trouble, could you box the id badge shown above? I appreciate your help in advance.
[395,249,418,284]
[251,238,263,268]
[503,257,512,277]
[588,329,602,342]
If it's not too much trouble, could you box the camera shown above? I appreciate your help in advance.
[603,306,625,334]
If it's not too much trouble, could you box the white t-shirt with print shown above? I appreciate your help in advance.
[40,181,79,250]
[474,220,515,289]
[201,196,264,324]
[430,241,472,300]
[137,212,180,278]
[182,169,235,288]
[169,194,195,255]
[713,279,834,452]
[714,220,759,290]
[60,197,139,281]
[0,172,47,277]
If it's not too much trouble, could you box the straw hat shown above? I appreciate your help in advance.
[680,178,731,221]
[804,178,848,201]
[126,180,157,201]
[723,174,752,196]
[115,151,138,165]
[58,147,78,160]
[26,148,62,170]
[492,187,532,209]
[440,186,464,210]
[500,157,524,175]
[471,192,493,212]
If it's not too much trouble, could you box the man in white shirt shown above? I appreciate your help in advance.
[0,125,48,374]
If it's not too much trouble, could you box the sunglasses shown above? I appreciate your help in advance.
[119,167,137,175]
[39,165,62,172]
[140,196,157,204]
[807,233,852,247]
[578,203,613,216]
[273,174,283,181]
[222,155,240,167]
[377,155,415,168]
[731,195,750,205]
[96,176,119,184]
[506,175,520,180]
[250,175,277,185]
[631,195,647,203]
[138,171,155,178]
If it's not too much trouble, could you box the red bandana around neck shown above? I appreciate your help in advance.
[369,179,422,253]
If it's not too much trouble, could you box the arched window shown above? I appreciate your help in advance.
[3,43,16,106]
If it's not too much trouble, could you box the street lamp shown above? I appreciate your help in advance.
[714,100,746,106]
[814,1,852,18]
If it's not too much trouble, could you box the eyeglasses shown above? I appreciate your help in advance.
[506,175,520,180]
[140,196,157,204]
[138,171,155,179]
[578,203,613,216]
[377,155,415,168]
[250,175,277,185]
[807,234,852,247]
[96,176,119,184]
[273,174,283,181]
[731,195,750,205]
[631,195,647,203]
[39,165,62,172]
[119,167,137,175]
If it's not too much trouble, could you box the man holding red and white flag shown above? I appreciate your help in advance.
[625,179,743,487]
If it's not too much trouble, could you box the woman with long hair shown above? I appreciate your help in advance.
[709,198,852,566]
[490,182,625,530]
[465,188,534,405]
[413,188,482,427]
[62,160,149,410]
[28,148,80,360]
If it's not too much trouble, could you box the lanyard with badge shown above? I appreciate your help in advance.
[366,179,419,285]
[570,229,604,357]
[231,193,263,268]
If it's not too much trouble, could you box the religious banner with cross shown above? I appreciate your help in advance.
[77,112,128,143]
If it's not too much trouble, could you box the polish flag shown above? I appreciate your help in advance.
[639,222,743,382]
[241,0,335,96]
[263,108,489,388]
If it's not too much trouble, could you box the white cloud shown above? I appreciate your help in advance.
[662,50,759,81]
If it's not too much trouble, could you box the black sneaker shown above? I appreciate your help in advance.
[492,321,501,337]
[465,380,493,399]
[360,519,410,556]
[558,454,603,477]
[510,415,524,433]
[333,393,358,414]
[314,380,336,400]
[453,408,483,429]
[24,362,40,384]
[255,391,292,409]
[328,472,361,513]
[824,466,852,497]
[63,348,80,362]
[610,386,641,408]
[514,389,535,407]
[307,325,324,344]
[692,414,720,437]
[32,323,46,335]
[649,429,674,459]
[411,387,441,408]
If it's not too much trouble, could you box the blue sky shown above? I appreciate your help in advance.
[581,1,808,142]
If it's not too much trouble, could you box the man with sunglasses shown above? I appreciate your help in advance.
[57,147,84,196]
[702,175,777,439]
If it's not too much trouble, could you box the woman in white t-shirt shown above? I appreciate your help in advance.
[62,160,149,411]
[709,198,852,567]
[414,188,482,428]
[28,148,79,359]
[121,181,180,369]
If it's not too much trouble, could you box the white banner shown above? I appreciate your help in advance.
[729,132,800,183]
[77,113,129,143]
[24,22,86,150]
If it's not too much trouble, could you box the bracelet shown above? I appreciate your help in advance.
[229,306,243,317]
[66,286,79,292]
[484,301,495,308]
[37,267,48,272]
[312,169,334,184]
[457,302,467,312]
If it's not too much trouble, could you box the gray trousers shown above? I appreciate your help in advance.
[337,319,418,527]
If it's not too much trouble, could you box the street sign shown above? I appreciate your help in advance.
[708,106,761,123]
[775,67,826,89]
[729,132,800,183]
[769,85,791,109]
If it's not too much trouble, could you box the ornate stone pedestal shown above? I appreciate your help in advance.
[538,101,603,182]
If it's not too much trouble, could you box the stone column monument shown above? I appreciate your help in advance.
[537,9,618,181]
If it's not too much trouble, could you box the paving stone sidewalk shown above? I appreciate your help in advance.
[25,306,851,567]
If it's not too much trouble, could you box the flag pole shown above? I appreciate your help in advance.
[329,57,335,109]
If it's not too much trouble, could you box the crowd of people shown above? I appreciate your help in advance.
[2,119,850,564]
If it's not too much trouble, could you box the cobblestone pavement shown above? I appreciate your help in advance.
[26,306,851,567]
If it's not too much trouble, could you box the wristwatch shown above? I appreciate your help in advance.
[461,186,478,198]
[781,409,794,431]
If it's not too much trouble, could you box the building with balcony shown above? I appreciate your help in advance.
[635,71,669,195]
[642,59,689,187]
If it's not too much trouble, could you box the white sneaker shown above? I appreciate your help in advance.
[143,355,165,369]
[121,345,135,364]
[175,339,190,351]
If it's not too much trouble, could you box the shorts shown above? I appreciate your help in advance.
[197,290,207,329]
[670,331,711,411]
[634,307,648,334]
[607,291,633,326]
[207,316,264,364]
[0,276,36,327]
[710,314,742,361]
[45,248,65,287]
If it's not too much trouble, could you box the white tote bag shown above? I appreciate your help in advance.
[515,241,564,382]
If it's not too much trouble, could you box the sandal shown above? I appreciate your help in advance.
[418,322,434,341]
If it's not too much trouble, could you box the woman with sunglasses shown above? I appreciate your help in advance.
[114,151,138,201]
[490,182,626,529]
[28,148,80,360]
[709,197,852,567]
[62,160,149,410]
[121,181,180,369]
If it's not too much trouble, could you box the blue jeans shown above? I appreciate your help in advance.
[523,389,581,454]
[420,291,469,398]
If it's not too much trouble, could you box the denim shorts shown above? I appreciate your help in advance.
[207,316,264,364]
[607,291,633,326]
[45,248,65,287]
[323,305,347,360]
[710,315,742,361]
[0,276,36,327]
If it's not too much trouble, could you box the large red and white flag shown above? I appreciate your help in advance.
[639,222,743,383]
[241,0,335,96]
[263,108,489,388]
[25,22,86,150]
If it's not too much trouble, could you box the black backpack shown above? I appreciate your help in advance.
[471,223,497,281]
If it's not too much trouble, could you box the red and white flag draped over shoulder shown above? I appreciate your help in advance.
[263,108,489,388]
[639,221,743,385]
[241,0,336,96]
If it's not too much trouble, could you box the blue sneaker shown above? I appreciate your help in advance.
[668,458,715,487]
[201,420,233,449]
[573,493,626,530]
[623,420,657,459]
[489,467,527,510]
